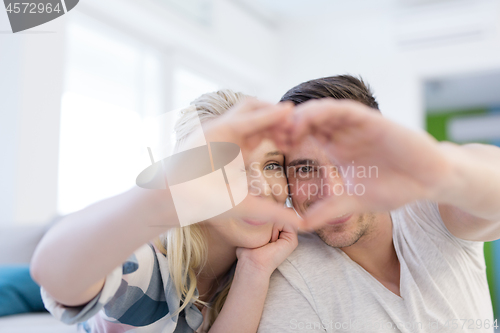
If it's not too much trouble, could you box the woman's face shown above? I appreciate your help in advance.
[203,139,288,249]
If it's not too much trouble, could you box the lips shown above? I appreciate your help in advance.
[242,218,269,226]
[326,213,353,225]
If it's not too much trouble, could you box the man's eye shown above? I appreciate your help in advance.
[298,166,313,173]
[292,165,317,179]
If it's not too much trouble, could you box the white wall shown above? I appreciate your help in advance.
[0,12,65,225]
[275,0,500,130]
[77,0,281,101]
[0,16,20,226]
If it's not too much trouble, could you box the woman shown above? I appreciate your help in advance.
[31,90,301,332]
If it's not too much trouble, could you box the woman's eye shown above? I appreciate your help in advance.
[264,163,282,171]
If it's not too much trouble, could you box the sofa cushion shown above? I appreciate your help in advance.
[0,265,46,317]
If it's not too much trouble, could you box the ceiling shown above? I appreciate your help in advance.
[231,0,466,21]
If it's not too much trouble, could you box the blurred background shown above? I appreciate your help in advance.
[1,0,500,326]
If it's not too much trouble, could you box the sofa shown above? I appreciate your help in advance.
[0,220,77,333]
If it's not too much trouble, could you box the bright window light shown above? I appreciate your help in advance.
[58,93,148,214]
[173,67,220,110]
[58,15,220,215]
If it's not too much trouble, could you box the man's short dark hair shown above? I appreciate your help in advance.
[280,75,379,110]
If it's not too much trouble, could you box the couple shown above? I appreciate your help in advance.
[31,76,500,332]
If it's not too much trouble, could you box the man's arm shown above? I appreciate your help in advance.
[436,143,500,242]
[291,99,500,240]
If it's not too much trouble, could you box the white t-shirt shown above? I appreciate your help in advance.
[258,200,494,333]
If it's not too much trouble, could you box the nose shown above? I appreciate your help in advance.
[317,172,340,200]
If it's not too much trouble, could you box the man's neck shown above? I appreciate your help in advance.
[340,212,401,296]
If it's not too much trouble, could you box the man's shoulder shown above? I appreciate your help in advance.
[392,199,454,243]
[392,200,485,270]
[296,232,328,250]
[285,232,333,263]
[275,232,343,283]
[392,200,483,248]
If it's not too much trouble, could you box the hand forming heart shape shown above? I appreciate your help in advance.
[182,98,454,231]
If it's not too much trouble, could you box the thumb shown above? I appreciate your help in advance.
[303,194,360,230]
[234,196,306,231]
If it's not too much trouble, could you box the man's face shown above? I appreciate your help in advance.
[286,137,374,248]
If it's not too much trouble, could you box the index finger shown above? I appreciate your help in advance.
[291,99,373,144]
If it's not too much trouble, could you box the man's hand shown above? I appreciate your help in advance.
[291,99,454,229]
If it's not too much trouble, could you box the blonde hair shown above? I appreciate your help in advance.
[155,89,249,327]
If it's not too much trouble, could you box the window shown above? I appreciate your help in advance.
[172,67,220,110]
[58,14,219,215]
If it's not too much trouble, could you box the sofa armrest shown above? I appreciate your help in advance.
[0,216,63,264]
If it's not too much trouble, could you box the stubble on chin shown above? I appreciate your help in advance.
[315,213,375,249]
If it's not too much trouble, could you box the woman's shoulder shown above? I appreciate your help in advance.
[42,241,180,330]
[113,242,169,291]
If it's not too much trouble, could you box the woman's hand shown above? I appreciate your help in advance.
[199,98,295,152]
[209,211,299,333]
[170,98,298,228]
[235,215,299,278]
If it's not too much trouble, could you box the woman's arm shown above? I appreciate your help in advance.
[209,220,298,333]
[30,187,177,306]
[208,262,272,333]
[31,100,293,306]
[31,99,296,309]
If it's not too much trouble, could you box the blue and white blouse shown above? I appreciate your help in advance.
[41,243,234,333]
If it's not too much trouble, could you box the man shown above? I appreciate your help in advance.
[258,76,500,332]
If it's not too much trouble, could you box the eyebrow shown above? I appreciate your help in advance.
[287,159,318,167]
[265,151,283,157]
